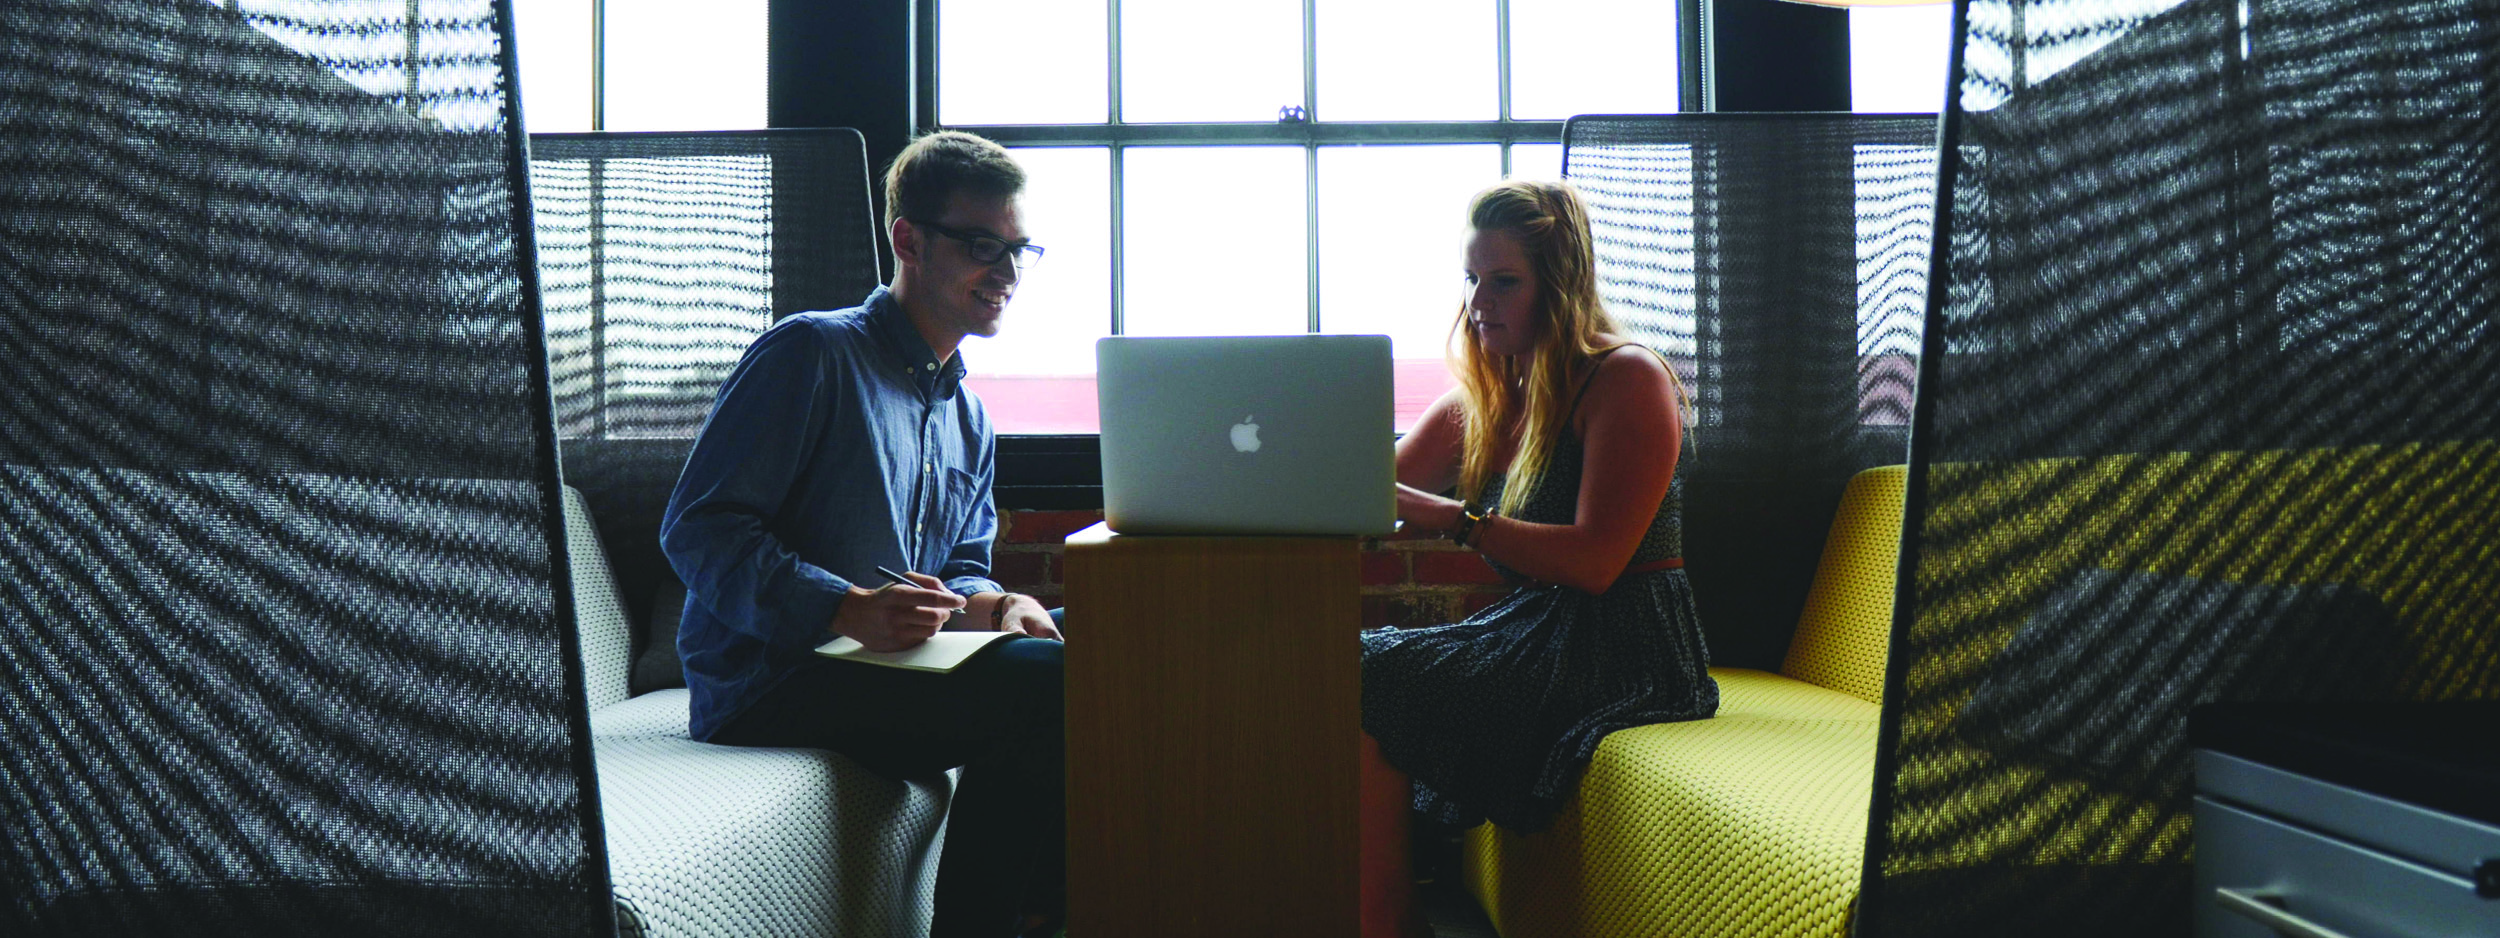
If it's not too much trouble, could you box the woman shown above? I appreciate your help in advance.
[1359,180,1717,937]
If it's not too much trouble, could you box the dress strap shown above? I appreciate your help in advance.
[1567,346,1629,421]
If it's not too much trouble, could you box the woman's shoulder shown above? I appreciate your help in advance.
[1573,338,1679,429]
[1586,337,1673,387]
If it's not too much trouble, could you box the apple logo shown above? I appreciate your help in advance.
[1230,415,1262,453]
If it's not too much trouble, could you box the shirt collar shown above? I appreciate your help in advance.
[863,285,969,399]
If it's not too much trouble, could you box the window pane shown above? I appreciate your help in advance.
[1510,0,1677,119]
[941,0,1107,125]
[1852,5,1953,113]
[513,0,592,133]
[1122,0,1302,123]
[1316,0,1495,121]
[964,147,1112,434]
[1122,147,1307,337]
[1318,145,1498,431]
[604,0,767,131]
[1511,142,1563,181]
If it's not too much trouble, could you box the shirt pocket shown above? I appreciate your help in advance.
[932,465,988,547]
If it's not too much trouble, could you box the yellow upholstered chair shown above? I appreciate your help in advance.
[1462,464,1906,938]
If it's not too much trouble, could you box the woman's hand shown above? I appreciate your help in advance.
[1396,483,1467,539]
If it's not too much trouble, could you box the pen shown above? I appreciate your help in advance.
[874,565,964,616]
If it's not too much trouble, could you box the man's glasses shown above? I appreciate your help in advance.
[911,219,1046,271]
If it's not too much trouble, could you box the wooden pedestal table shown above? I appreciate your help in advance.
[1061,522,1361,938]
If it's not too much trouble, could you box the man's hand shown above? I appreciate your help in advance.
[831,572,966,652]
[987,592,1060,640]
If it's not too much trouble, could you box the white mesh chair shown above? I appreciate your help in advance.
[562,487,954,937]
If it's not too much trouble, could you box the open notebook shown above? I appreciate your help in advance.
[814,631,1019,673]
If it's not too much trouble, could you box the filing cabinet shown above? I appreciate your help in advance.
[2191,704,2499,938]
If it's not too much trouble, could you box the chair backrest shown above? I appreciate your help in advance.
[0,2,610,934]
[1780,465,1906,704]
[529,130,883,693]
[564,486,634,712]
[529,129,884,441]
[1562,113,1937,670]
[1861,0,2500,934]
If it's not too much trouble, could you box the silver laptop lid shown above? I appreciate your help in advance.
[1097,334,1396,536]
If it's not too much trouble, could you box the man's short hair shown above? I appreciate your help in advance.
[883,131,1025,232]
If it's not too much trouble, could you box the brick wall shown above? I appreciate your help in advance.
[996,509,1511,629]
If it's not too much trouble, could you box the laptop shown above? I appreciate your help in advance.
[1096,334,1397,536]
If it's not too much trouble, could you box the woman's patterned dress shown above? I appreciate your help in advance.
[1359,350,1717,832]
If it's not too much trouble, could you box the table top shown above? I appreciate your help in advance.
[2189,701,2500,825]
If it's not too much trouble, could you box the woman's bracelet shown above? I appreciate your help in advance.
[992,592,1020,630]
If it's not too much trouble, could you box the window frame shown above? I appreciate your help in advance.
[910,0,1812,509]
[911,0,1705,339]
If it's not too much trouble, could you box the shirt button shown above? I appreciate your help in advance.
[925,462,933,473]
[926,362,937,372]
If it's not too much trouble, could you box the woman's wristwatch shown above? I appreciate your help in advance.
[992,592,1025,630]
[1451,501,1492,548]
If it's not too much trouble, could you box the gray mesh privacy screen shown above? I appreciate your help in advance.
[530,130,884,664]
[0,1,610,935]
[1861,0,2500,934]
[1563,113,1937,669]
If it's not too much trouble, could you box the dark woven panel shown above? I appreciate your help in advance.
[1563,113,1936,669]
[530,130,882,675]
[1864,0,2500,934]
[0,1,606,935]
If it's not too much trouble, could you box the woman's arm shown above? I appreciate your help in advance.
[1469,350,1682,594]
[1394,386,1471,533]
[1397,386,1468,494]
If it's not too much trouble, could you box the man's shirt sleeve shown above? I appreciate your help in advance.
[660,323,853,650]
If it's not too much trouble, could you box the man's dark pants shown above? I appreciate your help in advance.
[713,628,1066,938]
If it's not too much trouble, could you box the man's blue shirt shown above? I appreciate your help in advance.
[660,286,1003,741]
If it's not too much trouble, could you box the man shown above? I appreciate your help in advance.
[660,130,1064,938]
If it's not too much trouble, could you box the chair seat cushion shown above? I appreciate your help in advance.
[594,734,953,938]
[1463,667,1879,938]
[1713,666,1885,722]
[591,688,695,739]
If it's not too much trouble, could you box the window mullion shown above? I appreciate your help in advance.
[1111,145,1126,336]
[1498,0,1516,175]
[1681,0,1709,111]
[1303,0,1320,334]
[1496,0,1512,124]
[962,121,1562,146]
[1108,0,1123,125]
[916,0,939,132]
[1306,144,1321,334]
[590,0,604,130]
[1109,0,1124,336]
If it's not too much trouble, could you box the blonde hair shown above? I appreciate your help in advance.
[1450,180,1675,515]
